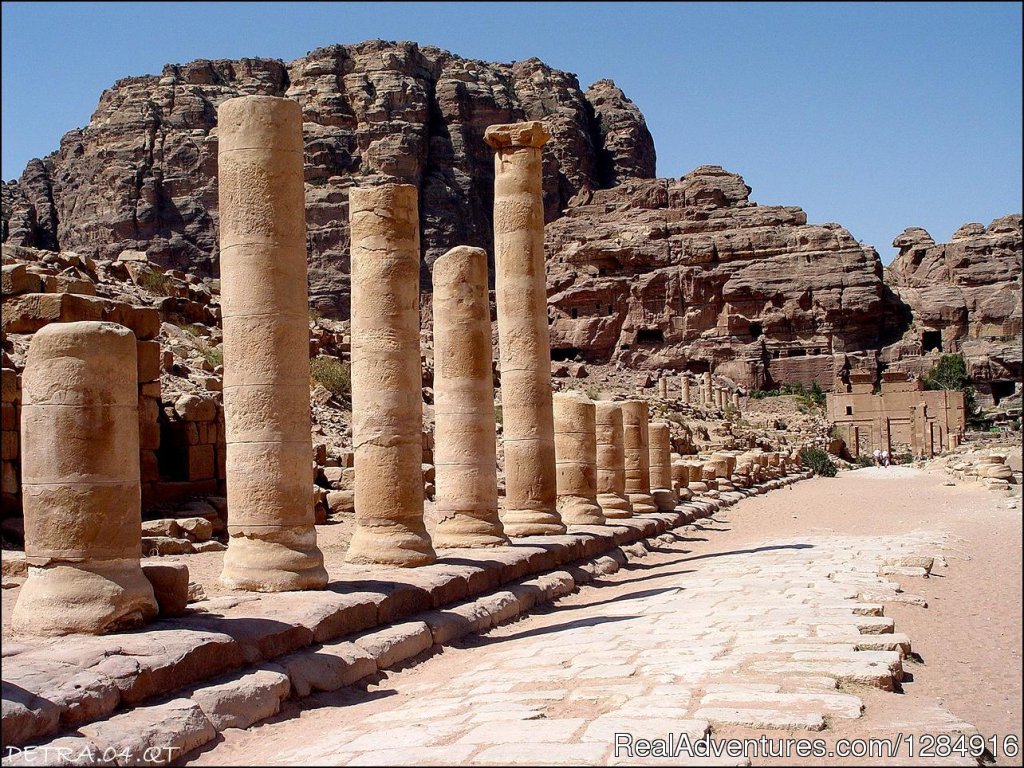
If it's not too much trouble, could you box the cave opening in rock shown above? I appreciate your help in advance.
[990,380,1016,405]
[636,328,664,345]
[749,322,763,339]
[551,347,582,362]
[788,348,807,357]
[922,330,942,353]
[570,308,578,319]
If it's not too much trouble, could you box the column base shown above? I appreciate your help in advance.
[557,496,606,526]
[221,527,328,591]
[501,508,566,537]
[345,520,436,567]
[12,559,158,636]
[432,513,509,549]
[627,493,658,515]
[597,492,633,518]
[651,488,678,512]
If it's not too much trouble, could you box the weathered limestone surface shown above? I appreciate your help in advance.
[347,184,435,565]
[486,121,564,537]
[217,95,327,592]
[648,421,676,512]
[553,392,605,525]
[594,401,632,518]
[431,246,506,548]
[621,400,657,514]
[12,321,158,635]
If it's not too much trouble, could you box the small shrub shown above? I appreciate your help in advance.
[310,357,351,398]
[200,345,223,368]
[137,269,174,294]
[896,451,914,465]
[494,404,503,425]
[854,455,874,469]
[799,446,837,477]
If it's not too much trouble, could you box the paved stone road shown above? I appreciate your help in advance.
[188,488,984,766]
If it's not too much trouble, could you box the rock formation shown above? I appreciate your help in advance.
[885,216,1022,406]
[217,96,327,592]
[13,322,158,635]
[2,41,655,319]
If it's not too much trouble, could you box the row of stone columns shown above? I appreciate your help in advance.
[10,97,769,636]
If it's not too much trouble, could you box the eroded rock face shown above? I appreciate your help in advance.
[544,166,905,388]
[884,216,1022,400]
[2,41,655,319]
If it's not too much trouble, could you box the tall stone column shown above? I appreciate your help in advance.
[648,421,676,511]
[347,184,435,566]
[217,96,327,591]
[658,378,668,398]
[681,376,691,404]
[13,322,158,635]
[704,372,714,404]
[621,400,657,514]
[595,401,632,518]
[553,392,604,525]
[485,121,564,537]
[732,391,741,410]
[431,246,507,548]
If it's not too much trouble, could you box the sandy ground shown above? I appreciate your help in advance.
[176,467,1021,766]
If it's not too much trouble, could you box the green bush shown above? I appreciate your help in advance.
[854,454,875,468]
[748,382,825,409]
[310,357,351,398]
[137,269,174,295]
[200,345,223,369]
[799,446,837,477]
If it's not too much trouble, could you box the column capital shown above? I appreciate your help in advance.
[484,121,551,150]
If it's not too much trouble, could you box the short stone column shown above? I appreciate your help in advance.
[671,459,693,500]
[595,401,633,518]
[681,376,691,404]
[732,391,741,410]
[703,372,714,404]
[13,322,158,635]
[648,421,677,511]
[553,392,605,525]
[621,399,657,513]
[431,246,507,548]
[347,184,435,566]
[217,96,327,591]
[657,378,668,398]
[485,121,564,537]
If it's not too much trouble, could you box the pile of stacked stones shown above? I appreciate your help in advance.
[940,449,1021,494]
[9,96,802,637]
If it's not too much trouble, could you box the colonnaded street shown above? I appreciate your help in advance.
[186,466,1022,766]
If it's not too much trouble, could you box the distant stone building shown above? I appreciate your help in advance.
[826,371,965,459]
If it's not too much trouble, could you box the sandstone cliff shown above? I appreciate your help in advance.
[544,166,907,390]
[884,216,1022,403]
[2,40,655,318]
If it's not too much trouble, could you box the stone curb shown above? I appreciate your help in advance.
[1,473,812,764]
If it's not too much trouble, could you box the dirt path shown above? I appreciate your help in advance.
[185,468,1022,766]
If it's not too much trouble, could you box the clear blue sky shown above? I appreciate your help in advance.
[2,2,1020,262]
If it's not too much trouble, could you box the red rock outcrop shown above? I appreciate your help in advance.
[2,41,655,319]
[544,166,903,389]
[884,216,1022,405]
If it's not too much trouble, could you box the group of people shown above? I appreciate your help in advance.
[872,448,891,467]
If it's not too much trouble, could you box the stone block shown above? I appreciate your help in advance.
[174,394,217,422]
[142,563,190,617]
[1,263,42,296]
[136,341,162,382]
[1,293,105,334]
[79,697,216,765]
[354,621,433,670]
[189,666,290,732]
[277,641,376,698]
[1,369,18,402]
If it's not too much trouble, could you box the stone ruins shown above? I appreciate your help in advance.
[0,40,1019,765]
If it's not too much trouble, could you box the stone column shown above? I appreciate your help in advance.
[553,392,605,525]
[621,399,657,513]
[595,401,632,518]
[347,184,435,566]
[217,96,327,591]
[732,391,741,410]
[485,121,564,536]
[13,322,158,635]
[648,421,676,512]
[431,246,507,548]
[658,378,668,398]
[703,372,714,404]
[681,376,691,404]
